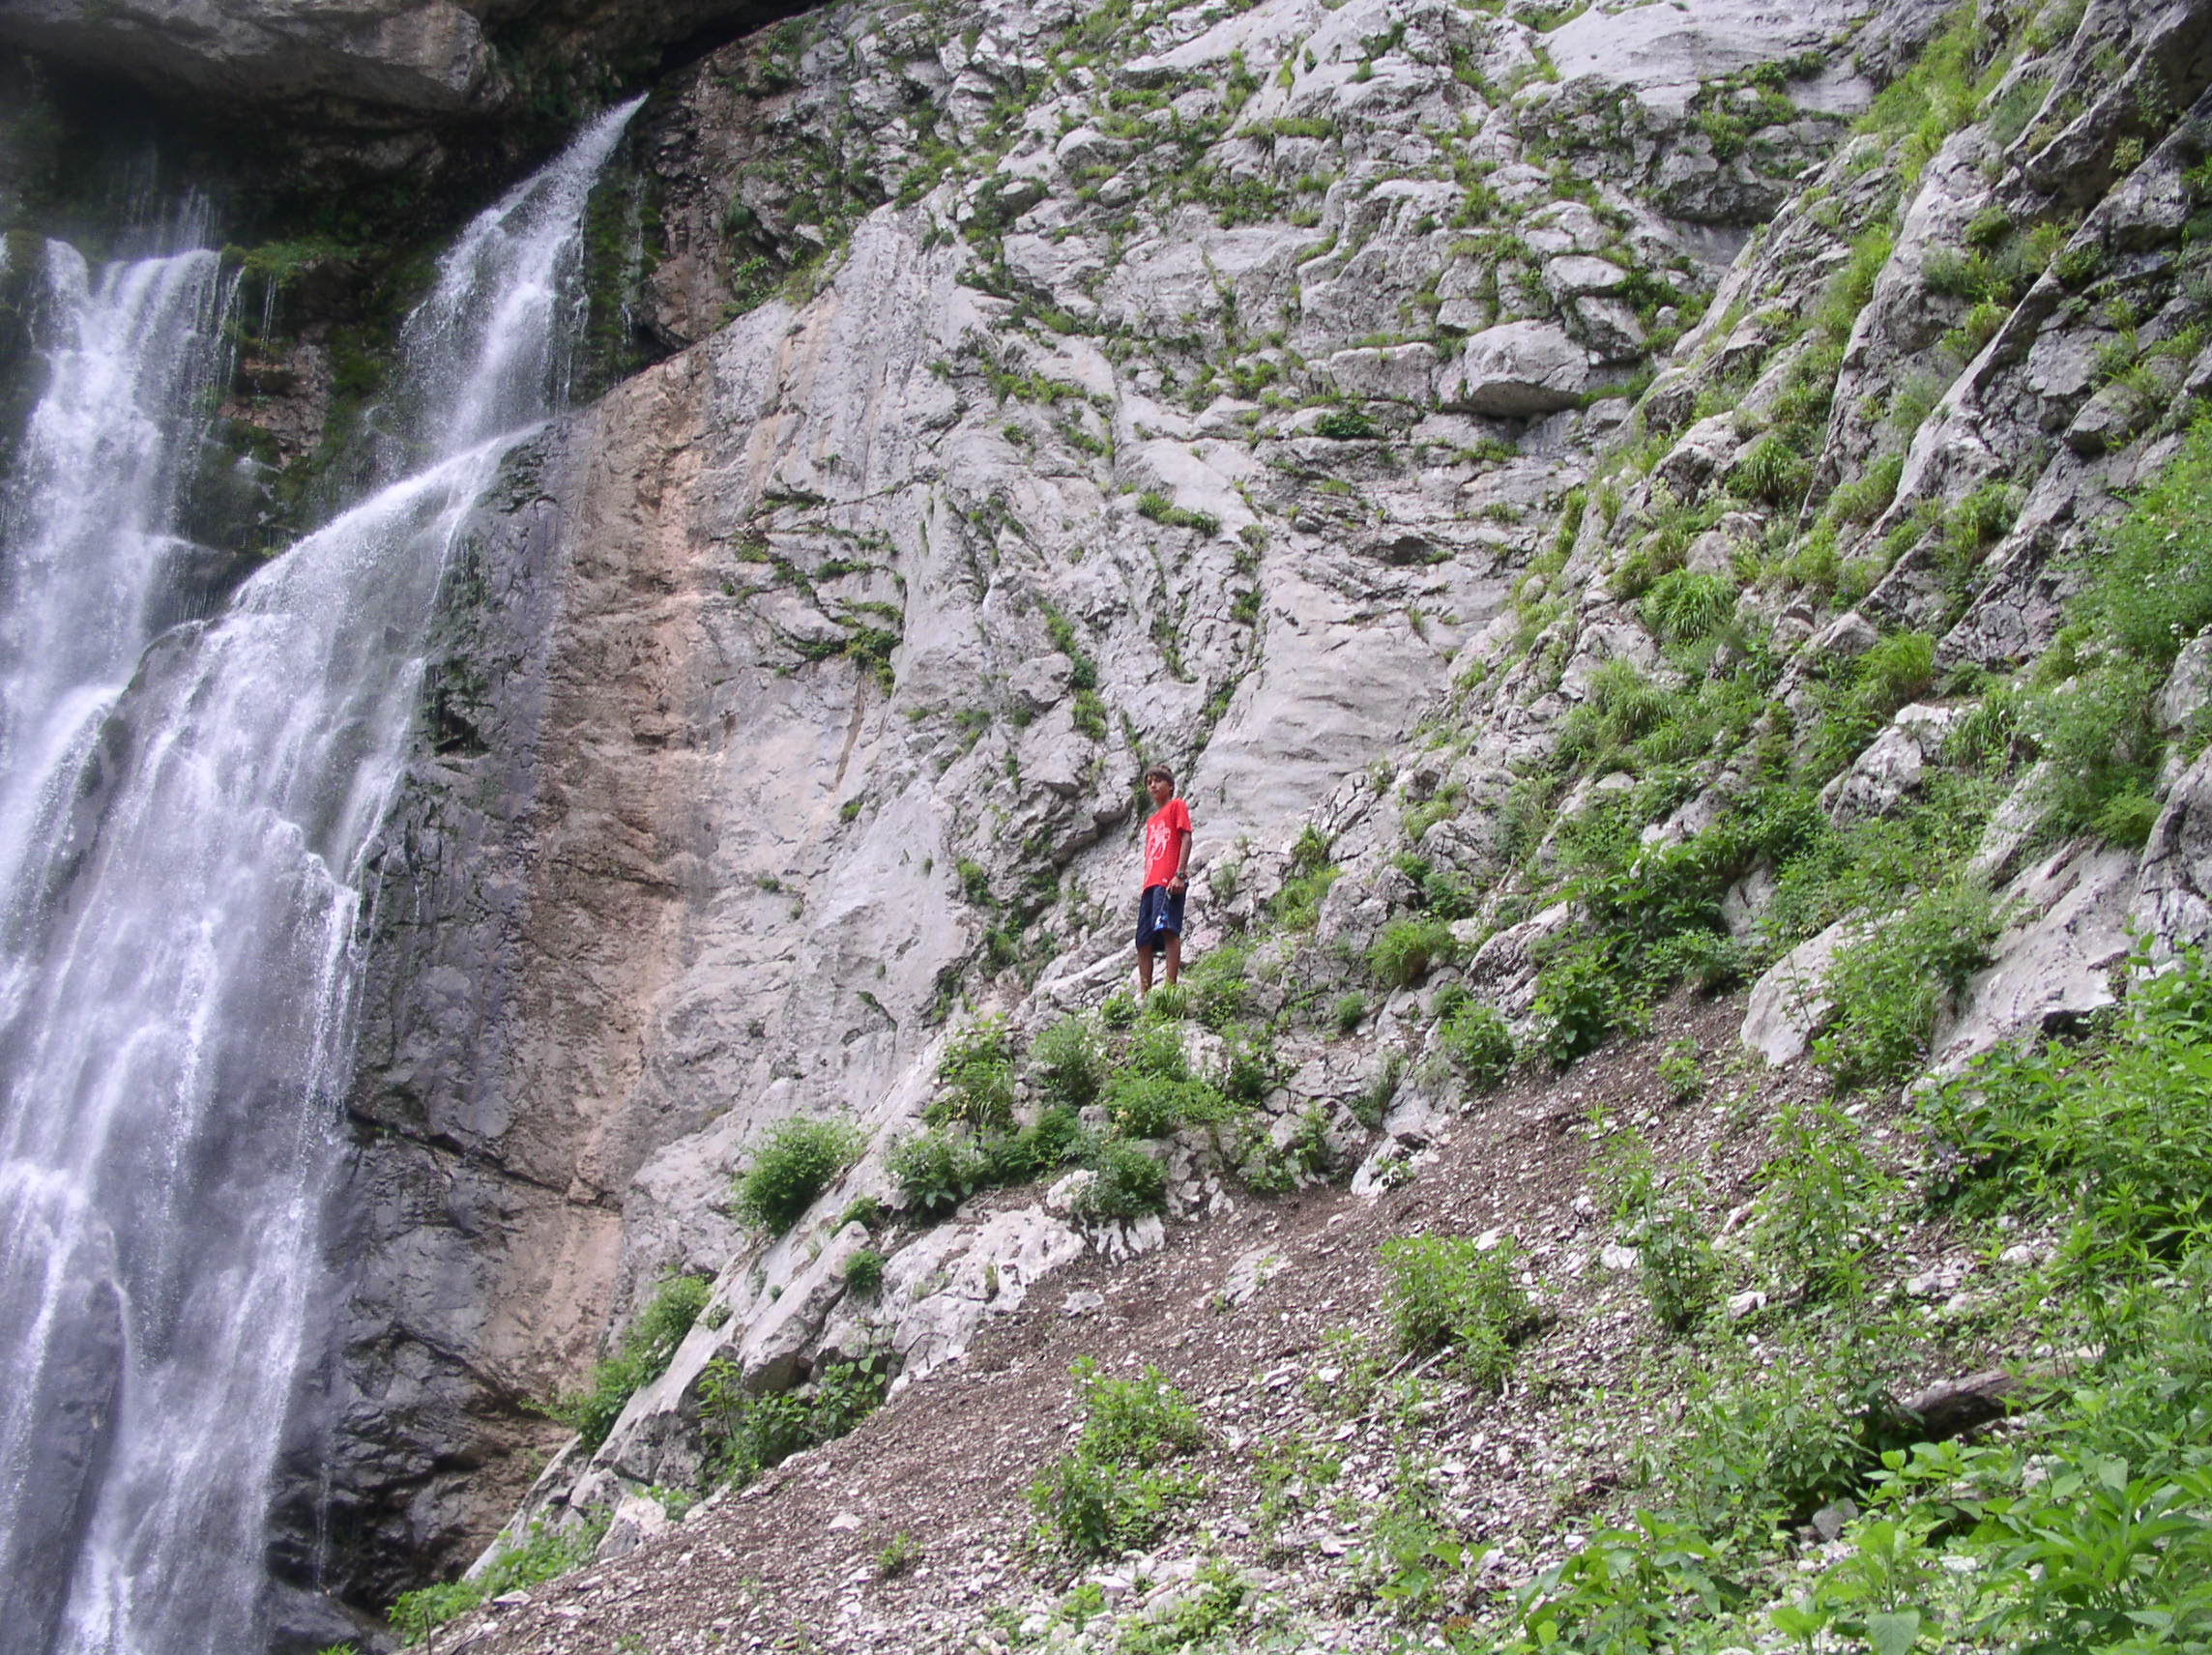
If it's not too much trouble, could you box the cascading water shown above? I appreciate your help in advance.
[0,100,640,1655]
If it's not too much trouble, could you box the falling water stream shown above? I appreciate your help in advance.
[0,101,640,1655]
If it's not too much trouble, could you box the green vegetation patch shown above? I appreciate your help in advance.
[733,1116,866,1234]
[546,1273,710,1451]
[1029,1358,1207,1557]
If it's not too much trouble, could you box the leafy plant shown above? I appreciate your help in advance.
[1075,1136,1169,1220]
[1031,1012,1107,1110]
[700,1354,888,1489]
[1370,918,1455,989]
[1640,569,1736,648]
[734,1116,866,1234]
[844,1248,885,1296]
[1103,1068,1234,1138]
[1314,407,1379,439]
[1753,1100,1899,1302]
[1438,1000,1514,1089]
[547,1274,711,1450]
[1028,1359,1206,1556]
[390,1512,611,1644]
[929,1016,1017,1129]
[1814,879,2005,1089]
[876,1530,919,1578]
[888,1125,990,1216]
[1380,1234,1538,1387]
[1656,1037,1704,1104]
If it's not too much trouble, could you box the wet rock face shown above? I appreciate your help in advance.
[0,0,499,114]
[0,0,805,123]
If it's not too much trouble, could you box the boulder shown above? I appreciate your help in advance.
[1740,918,1863,1066]
[1325,343,1439,403]
[2136,748,2212,949]
[1438,323,1591,417]
[1819,704,1957,825]
[1933,846,2137,1070]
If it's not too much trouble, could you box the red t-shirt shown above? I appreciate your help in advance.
[1143,798,1192,889]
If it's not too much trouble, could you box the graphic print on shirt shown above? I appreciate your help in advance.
[1144,798,1191,888]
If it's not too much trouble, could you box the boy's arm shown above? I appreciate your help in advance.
[1171,827,1192,889]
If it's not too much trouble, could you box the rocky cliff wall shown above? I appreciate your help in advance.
[16,0,2212,1626]
[327,0,1979,1592]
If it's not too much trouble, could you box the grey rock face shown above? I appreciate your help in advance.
[298,0,2212,1601]
[0,0,495,112]
[1546,0,1872,116]
[1441,322,1591,416]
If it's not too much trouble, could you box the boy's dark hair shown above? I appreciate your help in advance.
[1144,765,1174,787]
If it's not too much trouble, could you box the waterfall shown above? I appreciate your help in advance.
[0,100,641,1655]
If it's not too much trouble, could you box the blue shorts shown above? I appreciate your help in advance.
[1135,885,1185,949]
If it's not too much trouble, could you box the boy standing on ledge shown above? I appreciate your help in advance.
[1136,765,1193,996]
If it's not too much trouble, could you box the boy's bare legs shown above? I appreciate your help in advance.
[1136,944,1155,994]
[1163,933,1181,985]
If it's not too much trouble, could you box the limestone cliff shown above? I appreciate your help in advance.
[13,0,2212,1633]
[307,0,2212,1615]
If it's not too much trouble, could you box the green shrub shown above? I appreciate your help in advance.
[734,1117,865,1233]
[1638,1202,1719,1333]
[1075,1135,1169,1220]
[1801,631,1938,781]
[1370,918,1455,989]
[390,1514,611,1644]
[1640,568,1736,647]
[1825,452,1904,524]
[1814,879,2005,1089]
[1531,940,1648,1066]
[1753,1099,1900,1302]
[999,1106,1090,1180]
[700,1354,888,1489]
[1395,854,1479,919]
[1135,491,1221,535]
[1732,433,1811,506]
[1673,1337,1897,1533]
[1185,944,1253,1030]
[1142,981,1193,1022]
[1126,1021,1190,1079]
[1031,1013,1106,1110]
[1439,1001,1514,1089]
[1103,1066,1233,1138]
[1351,1053,1403,1130]
[1379,1234,1538,1388]
[888,1125,989,1215]
[1557,659,1678,774]
[1656,1037,1704,1105]
[929,1016,1017,1129]
[1927,948,2212,1290]
[1332,991,1368,1034]
[2014,419,2212,844]
[1271,864,1338,930]
[1314,407,1379,439]
[1219,1031,1274,1104]
[1855,630,1936,714]
[844,1249,884,1296]
[1101,989,1139,1029]
[548,1274,711,1450]
[1028,1359,1206,1556]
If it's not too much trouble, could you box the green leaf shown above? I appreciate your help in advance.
[1770,1602,1828,1640]
[1866,1610,1921,1655]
